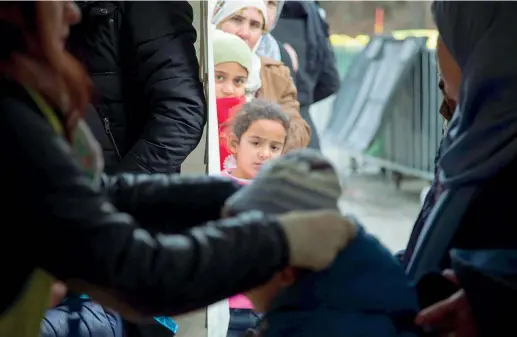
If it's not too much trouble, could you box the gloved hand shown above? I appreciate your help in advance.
[278,210,357,271]
[224,149,358,272]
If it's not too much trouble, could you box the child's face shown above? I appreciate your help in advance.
[215,62,248,98]
[230,119,287,179]
[245,267,297,312]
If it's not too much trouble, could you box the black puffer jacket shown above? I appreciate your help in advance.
[68,1,206,174]
[0,78,289,331]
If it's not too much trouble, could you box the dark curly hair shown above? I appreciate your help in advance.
[232,99,291,141]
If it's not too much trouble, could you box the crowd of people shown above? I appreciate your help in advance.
[0,1,516,337]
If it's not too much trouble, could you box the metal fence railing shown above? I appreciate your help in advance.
[330,41,443,187]
[369,49,443,182]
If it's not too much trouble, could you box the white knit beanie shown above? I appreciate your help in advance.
[213,29,254,74]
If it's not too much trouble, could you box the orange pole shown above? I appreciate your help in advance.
[374,7,384,34]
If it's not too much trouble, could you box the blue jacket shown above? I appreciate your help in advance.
[263,224,419,337]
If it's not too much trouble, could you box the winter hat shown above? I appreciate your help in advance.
[225,149,342,215]
[212,0,268,31]
[213,29,253,74]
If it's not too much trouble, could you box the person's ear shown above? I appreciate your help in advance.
[278,267,298,287]
[228,133,240,154]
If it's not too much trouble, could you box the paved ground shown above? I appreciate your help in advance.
[326,149,426,253]
[313,96,429,253]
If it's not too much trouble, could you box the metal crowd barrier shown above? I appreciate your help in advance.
[328,37,444,187]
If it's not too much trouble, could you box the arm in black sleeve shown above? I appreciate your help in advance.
[100,173,241,232]
[312,10,340,103]
[117,1,206,173]
[2,100,288,316]
[312,38,340,103]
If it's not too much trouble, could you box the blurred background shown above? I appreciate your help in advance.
[307,1,439,252]
[322,1,434,35]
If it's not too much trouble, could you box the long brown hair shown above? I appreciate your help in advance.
[0,1,91,142]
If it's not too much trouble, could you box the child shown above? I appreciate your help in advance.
[224,149,420,337]
[214,29,252,100]
[221,99,290,184]
[220,99,290,337]
[213,29,253,170]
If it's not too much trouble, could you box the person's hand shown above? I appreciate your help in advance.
[283,43,299,73]
[278,210,357,271]
[415,269,477,337]
[49,282,68,308]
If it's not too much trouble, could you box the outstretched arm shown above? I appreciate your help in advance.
[3,101,289,317]
[101,173,241,232]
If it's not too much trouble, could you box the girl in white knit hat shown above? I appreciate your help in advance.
[213,29,254,171]
[213,29,253,99]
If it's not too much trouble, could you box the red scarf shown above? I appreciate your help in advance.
[217,96,246,170]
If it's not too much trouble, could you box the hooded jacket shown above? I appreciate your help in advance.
[262,225,419,337]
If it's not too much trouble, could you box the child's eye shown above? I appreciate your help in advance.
[215,75,225,82]
[250,140,260,146]
[231,16,243,23]
[235,78,246,86]
[271,146,282,152]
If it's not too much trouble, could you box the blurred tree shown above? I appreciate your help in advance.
[320,1,435,36]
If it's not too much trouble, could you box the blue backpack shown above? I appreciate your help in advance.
[45,294,178,337]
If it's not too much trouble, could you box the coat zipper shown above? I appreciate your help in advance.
[103,117,122,161]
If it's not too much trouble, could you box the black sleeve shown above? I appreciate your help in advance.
[312,12,340,103]
[101,173,241,232]
[1,99,288,316]
[118,1,206,173]
[312,39,340,103]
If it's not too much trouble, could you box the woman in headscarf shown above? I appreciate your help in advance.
[212,0,310,152]
[0,2,356,336]
[407,2,517,336]
[403,76,459,263]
